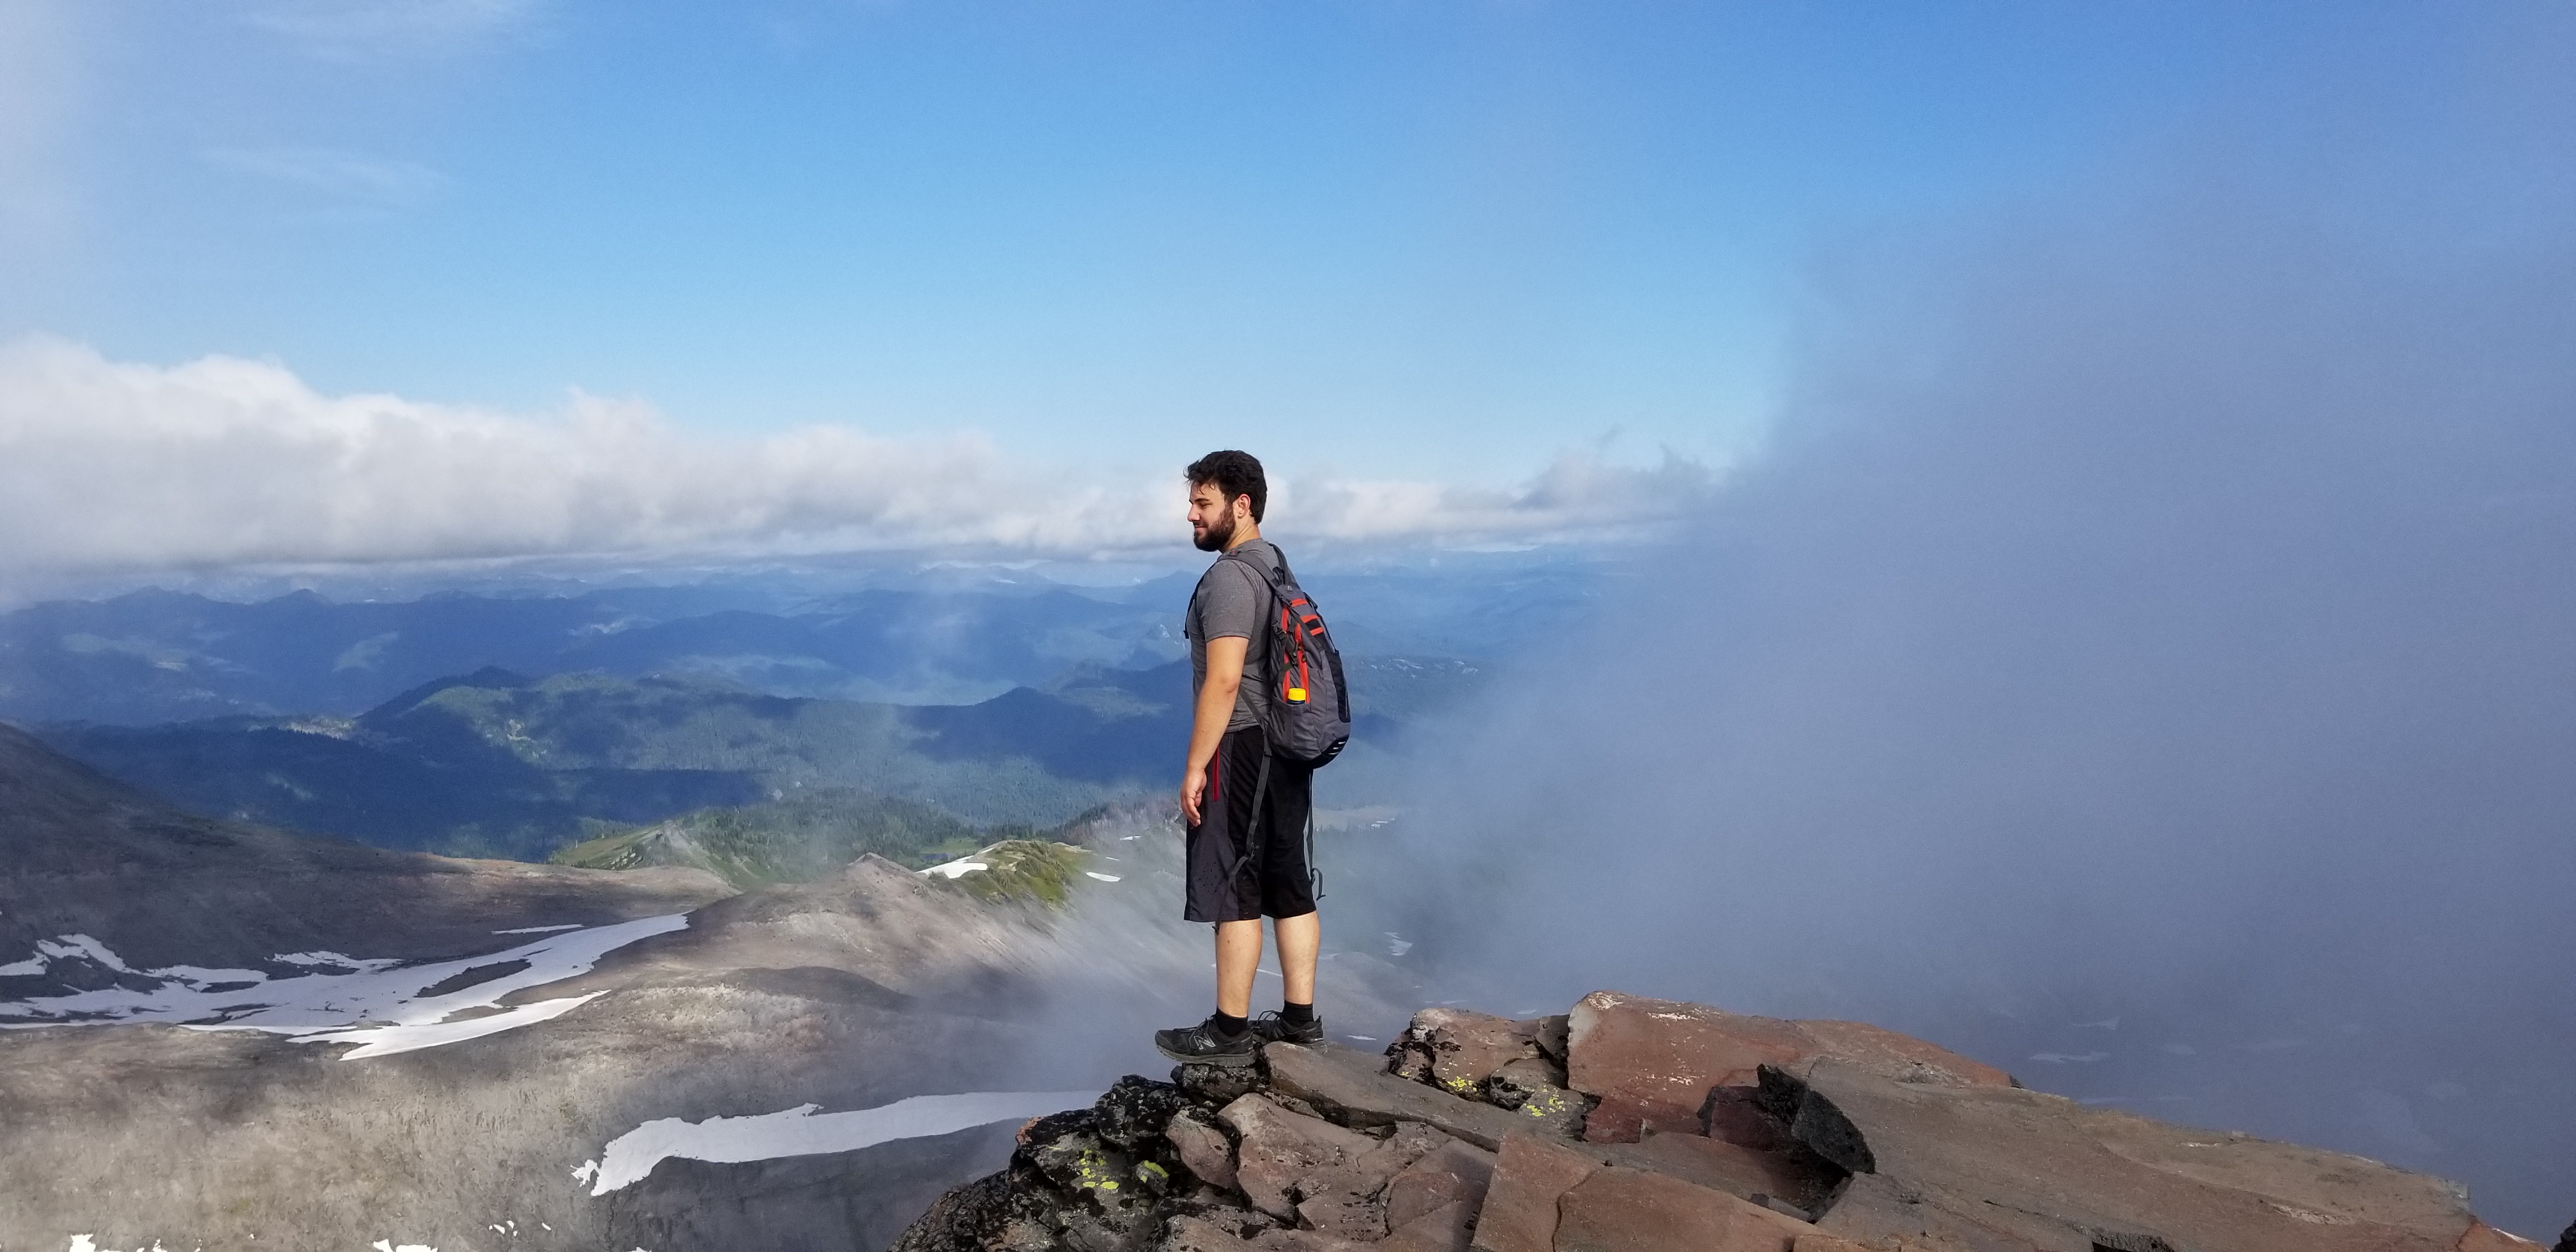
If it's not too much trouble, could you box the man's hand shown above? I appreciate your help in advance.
[1183,634,1247,831]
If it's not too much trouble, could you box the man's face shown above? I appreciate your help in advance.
[1187,481,1243,553]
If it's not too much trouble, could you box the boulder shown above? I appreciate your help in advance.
[900,996,2540,1252]
[1487,1057,1571,1108]
[1160,1216,1372,1252]
[1266,1042,1536,1150]
[1383,1138,1497,1231]
[1166,1106,1239,1193]
[1563,991,2011,1142]
[1553,1164,1820,1252]
[1388,1008,1549,1097]
[1094,1076,1190,1149]
[1469,1133,1603,1252]
[1179,1060,1268,1105]
[1219,1093,1380,1220]
[1381,1200,1476,1252]
[1790,1057,2509,1252]
[1291,1124,1451,1241]
[1599,1129,1838,1216]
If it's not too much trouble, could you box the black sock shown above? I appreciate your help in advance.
[1281,1001,1315,1025]
[1212,1010,1249,1037]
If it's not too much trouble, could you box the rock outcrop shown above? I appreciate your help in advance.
[894,989,2542,1252]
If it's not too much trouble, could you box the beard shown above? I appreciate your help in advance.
[1193,512,1237,553]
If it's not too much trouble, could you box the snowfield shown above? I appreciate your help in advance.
[0,915,687,1059]
[583,1090,1100,1195]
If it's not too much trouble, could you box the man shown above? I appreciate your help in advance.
[1154,450,1324,1065]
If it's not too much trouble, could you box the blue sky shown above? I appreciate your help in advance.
[0,1,2541,575]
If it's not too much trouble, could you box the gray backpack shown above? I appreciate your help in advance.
[1220,546,1351,768]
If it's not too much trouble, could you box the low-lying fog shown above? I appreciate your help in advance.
[1365,20,2576,1235]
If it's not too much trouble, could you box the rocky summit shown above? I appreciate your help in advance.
[894,990,2542,1252]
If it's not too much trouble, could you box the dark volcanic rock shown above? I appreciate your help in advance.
[1177,1060,1267,1105]
[1097,1075,1192,1149]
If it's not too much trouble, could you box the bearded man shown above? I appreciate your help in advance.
[1153,449,1324,1064]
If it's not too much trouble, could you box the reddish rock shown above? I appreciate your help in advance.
[1167,1106,1239,1193]
[1489,1057,1571,1104]
[1564,991,2010,1142]
[1268,1042,1535,1150]
[1389,1007,1549,1096]
[1530,1014,1571,1064]
[1795,1058,2505,1252]
[1381,1200,1475,1252]
[1469,1133,1603,1252]
[1384,1138,1498,1231]
[1165,1214,1374,1251]
[1553,1164,1820,1251]
[1793,1019,2016,1088]
[1702,1085,1799,1152]
[1220,1092,1379,1220]
[1602,1129,1837,1214]
[1162,1214,1259,1252]
[1787,1236,1869,1252]
[2456,1221,2545,1252]
[1292,1124,1452,1241]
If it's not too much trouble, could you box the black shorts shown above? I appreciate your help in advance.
[1184,725,1316,924]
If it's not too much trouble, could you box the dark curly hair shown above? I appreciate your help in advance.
[1186,450,1267,523]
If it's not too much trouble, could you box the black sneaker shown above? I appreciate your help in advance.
[1155,1015,1257,1066]
[1248,1011,1324,1047]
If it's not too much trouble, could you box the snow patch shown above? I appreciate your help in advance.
[38,935,134,972]
[1084,872,1121,882]
[921,859,990,879]
[272,950,403,972]
[588,1090,1098,1195]
[493,924,584,935]
[1,915,687,1061]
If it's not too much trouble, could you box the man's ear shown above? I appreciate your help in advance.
[1233,495,1254,523]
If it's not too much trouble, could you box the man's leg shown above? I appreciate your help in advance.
[1273,910,1319,1007]
[1214,918,1264,1019]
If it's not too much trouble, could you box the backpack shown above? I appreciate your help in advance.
[1219,545,1351,768]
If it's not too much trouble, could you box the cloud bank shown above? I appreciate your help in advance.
[0,335,1706,576]
[1386,14,2576,1233]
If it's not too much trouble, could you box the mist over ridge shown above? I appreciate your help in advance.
[1381,33,2576,1235]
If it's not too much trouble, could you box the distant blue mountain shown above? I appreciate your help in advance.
[0,554,1600,727]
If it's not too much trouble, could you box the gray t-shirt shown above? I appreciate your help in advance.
[1186,539,1279,733]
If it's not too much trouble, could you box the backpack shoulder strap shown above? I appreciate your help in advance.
[1217,546,1287,683]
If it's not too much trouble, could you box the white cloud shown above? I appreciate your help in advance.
[201,146,445,205]
[0,335,1709,575]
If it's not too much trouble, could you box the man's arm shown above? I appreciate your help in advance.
[1181,635,1247,826]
